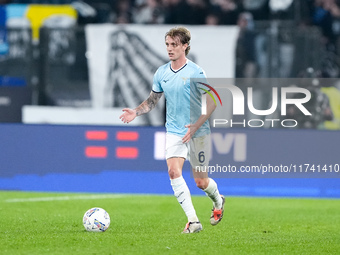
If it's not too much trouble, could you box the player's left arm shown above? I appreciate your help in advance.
[182,95,216,143]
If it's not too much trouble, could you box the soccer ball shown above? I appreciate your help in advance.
[83,207,110,232]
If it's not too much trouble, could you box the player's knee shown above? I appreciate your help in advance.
[195,178,209,190]
[168,168,181,179]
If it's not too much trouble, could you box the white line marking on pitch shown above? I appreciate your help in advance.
[5,194,125,203]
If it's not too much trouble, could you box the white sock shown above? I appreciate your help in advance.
[203,178,222,209]
[171,176,199,222]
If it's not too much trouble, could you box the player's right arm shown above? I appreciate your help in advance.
[119,91,163,123]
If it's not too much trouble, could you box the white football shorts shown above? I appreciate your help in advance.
[165,133,211,169]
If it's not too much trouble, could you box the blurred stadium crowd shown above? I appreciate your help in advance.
[0,0,340,129]
[0,0,338,27]
[2,0,340,78]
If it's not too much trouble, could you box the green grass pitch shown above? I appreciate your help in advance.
[1,191,340,255]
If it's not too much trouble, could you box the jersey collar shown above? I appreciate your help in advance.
[170,59,188,73]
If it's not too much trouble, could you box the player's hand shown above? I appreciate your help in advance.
[182,124,198,143]
[119,108,137,124]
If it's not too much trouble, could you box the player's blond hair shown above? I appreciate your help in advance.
[165,27,191,56]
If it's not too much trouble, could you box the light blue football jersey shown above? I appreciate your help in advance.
[152,60,210,137]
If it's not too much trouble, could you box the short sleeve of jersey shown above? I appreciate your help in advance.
[152,68,163,93]
[195,68,209,95]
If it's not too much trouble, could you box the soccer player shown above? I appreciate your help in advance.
[119,26,225,234]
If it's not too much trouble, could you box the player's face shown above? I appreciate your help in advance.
[165,36,187,61]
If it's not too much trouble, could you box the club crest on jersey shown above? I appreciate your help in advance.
[181,77,189,85]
